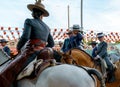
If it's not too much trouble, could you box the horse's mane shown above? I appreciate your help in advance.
[69,47,93,61]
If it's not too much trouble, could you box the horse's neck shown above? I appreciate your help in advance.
[0,60,11,72]
[71,49,94,67]
[115,60,120,71]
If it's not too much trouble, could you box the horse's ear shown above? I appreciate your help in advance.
[57,50,64,56]
[68,50,72,55]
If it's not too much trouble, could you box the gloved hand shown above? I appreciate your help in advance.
[94,55,101,60]
[94,57,99,60]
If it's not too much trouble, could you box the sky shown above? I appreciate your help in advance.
[0,0,120,33]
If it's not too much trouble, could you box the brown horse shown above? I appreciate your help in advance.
[61,48,120,87]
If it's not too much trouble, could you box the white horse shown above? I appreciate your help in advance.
[17,64,106,87]
[0,50,105,87]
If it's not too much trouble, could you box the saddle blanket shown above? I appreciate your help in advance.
[17,58,43,80]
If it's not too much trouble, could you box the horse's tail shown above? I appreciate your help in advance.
[87,68,106,87]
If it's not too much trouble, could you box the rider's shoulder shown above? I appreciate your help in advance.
[24,18,36,25]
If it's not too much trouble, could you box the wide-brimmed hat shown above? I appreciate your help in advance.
[27,0,49,17]
[70,24,81,32]
[89,41,98,45]
[66,30,73,35]
[0,39,8,43]
[97,32,105,38]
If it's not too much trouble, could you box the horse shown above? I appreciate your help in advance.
[0,48,105,87]
[61,48,120,87]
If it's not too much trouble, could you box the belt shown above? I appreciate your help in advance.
[29,39,46,47]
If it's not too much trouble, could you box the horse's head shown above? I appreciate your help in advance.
[60,51,77,65]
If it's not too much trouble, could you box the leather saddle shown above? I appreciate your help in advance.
[17,47,57,80]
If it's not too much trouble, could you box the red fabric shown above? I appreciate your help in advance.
[29,39,46,47]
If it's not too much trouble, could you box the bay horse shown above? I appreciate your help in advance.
[0,48,105,87]
[62,48,120,87]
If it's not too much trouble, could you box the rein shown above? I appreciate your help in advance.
[0,58,11,66]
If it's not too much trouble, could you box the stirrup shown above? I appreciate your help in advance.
[103,72,107,79]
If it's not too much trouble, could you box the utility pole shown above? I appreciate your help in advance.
[67,5,70,29]
[80,0,83,31]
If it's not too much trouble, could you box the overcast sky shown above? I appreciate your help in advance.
[0,0,120,32]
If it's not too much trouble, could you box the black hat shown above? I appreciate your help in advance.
[89,41,98,45]
[70,24,81,31]
[0,39,8,43]
[97,32,105,38]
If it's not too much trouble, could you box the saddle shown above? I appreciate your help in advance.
[17,47,58,80]
[17,58,56,80]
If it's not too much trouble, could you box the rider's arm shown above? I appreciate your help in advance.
[46,33,54,48]
[76,32,83,41]
[97,42,108,58]
[17,19,31,51]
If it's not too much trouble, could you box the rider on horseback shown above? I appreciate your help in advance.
[70,24,84,49]
[0,0,54,87]
[61,30,74,52]
[89,41,98,58]
[61,24,84,53]
[94,32,115,83]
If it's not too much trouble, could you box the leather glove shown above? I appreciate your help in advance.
[94,55,101,60]
[94,57,99,60]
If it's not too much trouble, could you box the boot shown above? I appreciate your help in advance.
[0,44,35,87]
[107,70,115,83]
[108,75,115,83]
[0,75,10,87]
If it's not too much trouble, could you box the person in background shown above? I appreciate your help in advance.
[0,39,11,56]
[58,41,63,48]
[61,24,84,52]
[71,24,84,49]
[89,41,98,58]
[0,0,54,87]
[61,30,74,52]
[94,32,115,83]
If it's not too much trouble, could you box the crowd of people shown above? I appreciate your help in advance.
[0,0,116,86]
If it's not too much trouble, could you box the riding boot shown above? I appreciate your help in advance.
[104,56,116,83]
[107,64,116,83]
[108,70,115,83]
[0,42,36,87]
[0,75,10,87]
[0,39,46,87]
